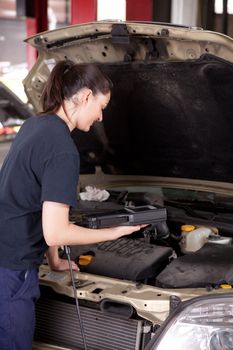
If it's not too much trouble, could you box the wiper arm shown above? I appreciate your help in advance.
[184,200,233,212]
[164,200,216,220]
[166,198,233,211]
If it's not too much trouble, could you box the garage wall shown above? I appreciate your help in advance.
[0,18,27,65]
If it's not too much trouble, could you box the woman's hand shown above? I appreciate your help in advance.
[49,257,79,272]
[45,245,79,271]
[109,224,146,240]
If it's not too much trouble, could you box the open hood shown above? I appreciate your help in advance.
[23,21,233,183]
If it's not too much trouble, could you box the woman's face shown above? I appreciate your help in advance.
[74,90,111,132]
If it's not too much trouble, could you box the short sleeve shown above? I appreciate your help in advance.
[41,153,80,208]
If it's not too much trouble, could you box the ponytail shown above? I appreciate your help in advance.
[41,60,112,114]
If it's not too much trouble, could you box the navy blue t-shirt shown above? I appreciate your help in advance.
[0,115,80,269]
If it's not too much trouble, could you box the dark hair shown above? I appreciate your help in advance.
[41,60,112,114]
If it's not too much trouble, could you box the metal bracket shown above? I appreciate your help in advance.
[111,23,130,45]
[169,295,182,313]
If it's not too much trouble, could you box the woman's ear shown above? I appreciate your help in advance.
[82,88,92,105]
[72,88,92,106]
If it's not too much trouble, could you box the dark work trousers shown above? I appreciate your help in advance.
[0,267,40,350]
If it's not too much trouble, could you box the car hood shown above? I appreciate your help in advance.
[23,21,233,184]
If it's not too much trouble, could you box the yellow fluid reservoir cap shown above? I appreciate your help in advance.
[220,284,232,289]
[181,225,195,232]
[78,255,93,266]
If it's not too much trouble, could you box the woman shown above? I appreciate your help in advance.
[0,60,142,350]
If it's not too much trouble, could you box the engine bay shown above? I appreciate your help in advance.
[66,188,233,290]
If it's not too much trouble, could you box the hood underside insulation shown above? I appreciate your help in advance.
[73,54,233,183]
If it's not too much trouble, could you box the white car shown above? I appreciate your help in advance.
[0,82,32,143]
[24,21,233,350]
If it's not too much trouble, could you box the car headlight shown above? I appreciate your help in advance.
[149,295,233,350]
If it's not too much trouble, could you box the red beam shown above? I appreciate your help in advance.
[35,0,48,33]
[26,17,37,69]
[71,0,97,24]
[126,0,153,21]
[25,0,48,69]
